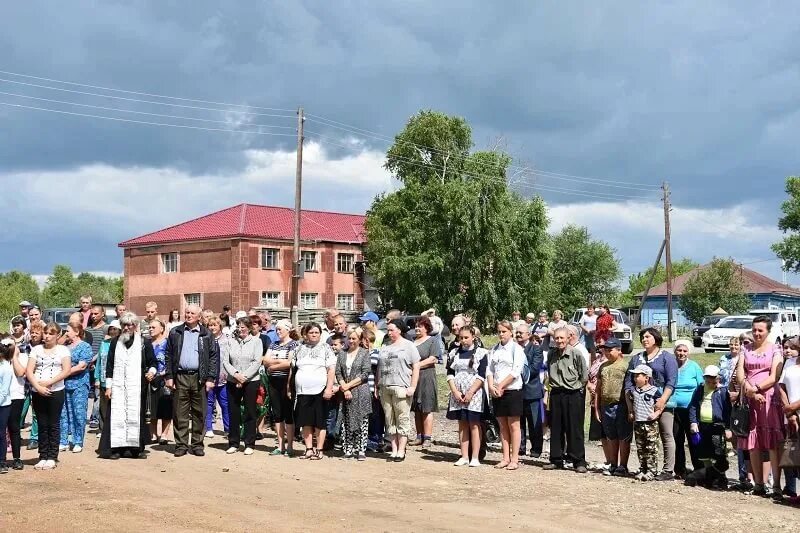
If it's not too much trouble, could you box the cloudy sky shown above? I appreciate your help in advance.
[1,2,798,288]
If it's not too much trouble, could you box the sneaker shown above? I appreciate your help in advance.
[357,454,367,462]
[733,479,754,492]
[751,484,767,496]
[59,444,69,452]
[612,466,629,477]
[409,437,423,446]
[42,460,56,470]
[204,431,214,438]
[89,422,99,429]
[421,439,432,449]
[72,445,83,453]
[655,471,675,482]
[12,459,23,470]
[342,453,353,460]
[33,460,47,470]
[575,465,588,474]
[469,459,481,467]
[634,471,646,481]
[269,448,283,456]
[603,468,613,476]
[243,447,254,456]
[454,457,469,466]
[27,441,38,450]
[642,472,655,482]
[0,464,8,474]
[225,447,238,454]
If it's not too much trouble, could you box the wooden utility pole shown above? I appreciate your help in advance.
[634,239,666,330]
[290,107,305,327]
[662,181,674,342]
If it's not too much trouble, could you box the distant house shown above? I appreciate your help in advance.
[119,203,368,317]
[638,264,800,327]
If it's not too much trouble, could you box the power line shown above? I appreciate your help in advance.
[0,77,296,119]
[0,90,297,130]
[0,68,296,113]
[306,114,662,189]
[513,182,653,202]
[0,101,298,137]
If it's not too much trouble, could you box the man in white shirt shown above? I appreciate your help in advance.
[567,324,592,370]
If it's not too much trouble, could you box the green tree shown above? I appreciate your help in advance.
[546,225,621,312]
[40,265,79,307]
[365,111,551,328]
[74,272,123,303]
[0,271,40,325]
[619,257,699,307]
[773,176,800,271]
[678,257,751,323]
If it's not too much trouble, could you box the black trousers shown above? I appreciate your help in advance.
[519,398,542,454]
[674,407,701,474]
[227,381,259,448]
[31,390,65,461]
[8,398,24,460]
[549,388,585,467]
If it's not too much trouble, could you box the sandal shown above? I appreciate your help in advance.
[299,448,314,460]
[494,461,510,469]
[270,448,283,456]
[309,449,323,461]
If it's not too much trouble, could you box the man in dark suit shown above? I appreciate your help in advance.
[515,323,544,458]
[164,304,219,457]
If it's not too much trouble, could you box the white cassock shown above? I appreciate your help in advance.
[109,334,144,449]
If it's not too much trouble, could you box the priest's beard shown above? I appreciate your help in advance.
[119,331,132,345]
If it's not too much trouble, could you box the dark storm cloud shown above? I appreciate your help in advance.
[1,1,799,275]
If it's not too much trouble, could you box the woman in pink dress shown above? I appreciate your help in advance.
[736,315,785,497]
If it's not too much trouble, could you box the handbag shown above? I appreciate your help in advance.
[729,395,750,438]
[779,435,800,469]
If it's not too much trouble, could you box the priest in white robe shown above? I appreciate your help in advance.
[98,312,157,459]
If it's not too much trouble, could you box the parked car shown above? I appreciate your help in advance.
[701,314,788,352]
[570,308,633,354]
[748,309,799,339]
[42,307,78,332]
[692,315,728,347]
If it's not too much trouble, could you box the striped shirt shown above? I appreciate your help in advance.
[368,348,380,393]
[265,340,298,378]
[631,384,661,422]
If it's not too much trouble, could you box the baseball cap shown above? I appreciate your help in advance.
[628,364,653,378]
[235,310,247,319]
[599,337,622,349]
[19,300,32,307]
[703,365,721,378]
[108,320,121,330]
[359,311,379,323]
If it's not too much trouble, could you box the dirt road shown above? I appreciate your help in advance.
[3,420,795,533]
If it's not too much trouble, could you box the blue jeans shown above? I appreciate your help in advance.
[326,396,341,439]
[205,384,230,433]
[367,394,385,449]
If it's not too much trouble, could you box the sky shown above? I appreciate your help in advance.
[1,2,799,289]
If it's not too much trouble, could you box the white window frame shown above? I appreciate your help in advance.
[300,293,319,309]
[301,250,317,272]
[260,291,281,308]
[161,252,178,273]
[336,253,355,273]
[261,247,279,270]
[336,294,354,311]
[184,293,201,307]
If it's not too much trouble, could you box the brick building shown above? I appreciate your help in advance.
[119,203,367,317]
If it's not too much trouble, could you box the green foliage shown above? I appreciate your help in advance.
[366,111,552,328]
[40,265,123,308]
[679,257,751,323]
[619,257,699,307]
[0,271,40,326]
[546,225,621,312]
[772,176,800,272]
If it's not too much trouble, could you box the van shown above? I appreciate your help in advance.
[748,309,799,342]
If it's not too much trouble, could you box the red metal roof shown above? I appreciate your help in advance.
[119,203,366,247]
[638,264,800,298]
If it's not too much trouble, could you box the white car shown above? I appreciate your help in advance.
[701,314,784,353]
[749,309,799,339]
[570,308,633,354]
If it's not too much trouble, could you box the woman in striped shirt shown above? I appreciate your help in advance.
[263,319,298,456]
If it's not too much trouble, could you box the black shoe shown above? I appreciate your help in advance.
[752,484,767,496]
[612,466,629,477]
[575,465,588,474]
[174,448,188,457]
[393,454,405,462]
[192,448,205,457]
[529,451,541,458]
[655,471,675,481]
[27,441,38,450]
[255,432,265,441]
[12,459,23,470]
[542,463,562,470]
[0,464,8,474]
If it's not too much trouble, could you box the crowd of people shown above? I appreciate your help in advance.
[1,299,798,506]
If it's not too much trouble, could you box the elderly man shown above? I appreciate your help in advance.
[542,327,588,473]
[257,310,278,343]
[98,312,158,460]
[164,304,219,457]
[12,300,32,331]
[320,309,341,342]
[515,323,544,458]
[567,324,592,372]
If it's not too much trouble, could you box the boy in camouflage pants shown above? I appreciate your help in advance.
[626,364,662,481]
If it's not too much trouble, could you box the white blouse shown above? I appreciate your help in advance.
[488,340,525,391]
[30,344,70,392]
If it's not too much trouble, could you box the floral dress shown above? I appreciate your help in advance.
[738,343,784,450]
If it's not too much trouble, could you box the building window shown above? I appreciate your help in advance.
[161,252,178,273]
[337,253,355,273]
[300,293,318,309]
[261,247,279,269]
[301,250,317,272]
[260,291,281,308]
[184,293,201,307]
[336,294,354,311]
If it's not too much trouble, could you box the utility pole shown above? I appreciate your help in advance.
[634,239,666,330]
[662,181,674,342]
[290,107,305,327]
